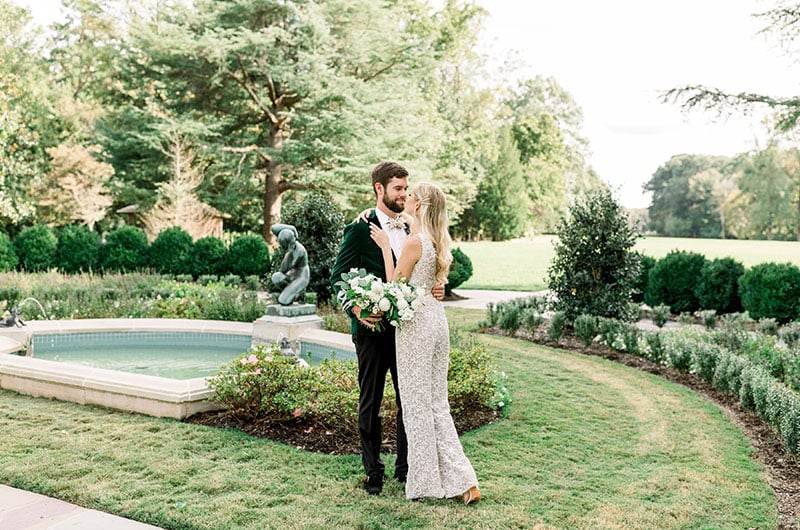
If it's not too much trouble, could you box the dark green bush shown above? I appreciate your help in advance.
[101,226,149,272]
[56,225,100,273]
[632,253,655,303]
[190,236,227,277]
[14,224,57,272]
[695,257,744,314]
[228,233,270,279]
[278,191,344,304]
[0,232,18,271]
[739,262,800,323]
[446,247,473,296]
[149,226,193,275]
[573,314,598,346]
[547,188,641,321]
[644,250,707,314]
[548,311,566,341]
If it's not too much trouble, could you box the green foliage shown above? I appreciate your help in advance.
[573,314,598,346]
[208,345,359,432]
[632,253,655,303]
[699,309,717,330]
[739,262,800,323]
[695,257,744,314]
[779,321,800,348]
[470,127,528,241]
[148,226,193,276]
[278,192,344,304]
[643,154,732,237]
[227,234,270,279]
[190,237,227,278]
[448,332,498,414]
[56,225,100,273]
[446,247,473,296]
[644,250,707,314]
[101,226,149,272]
[0,232,18,271]
[548,311,566,341]
[547,187,641,321]
[14,224,57,271]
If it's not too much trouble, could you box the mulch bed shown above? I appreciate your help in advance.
[186,328,799,529]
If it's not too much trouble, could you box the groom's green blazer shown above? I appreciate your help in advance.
[330,211,397,336]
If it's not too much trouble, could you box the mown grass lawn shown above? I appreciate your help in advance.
[455,236,800,291]
[0,308,777,529]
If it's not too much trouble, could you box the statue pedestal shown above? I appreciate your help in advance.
[252,304,323,347]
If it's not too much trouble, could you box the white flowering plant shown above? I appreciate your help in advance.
[334,268,421,331]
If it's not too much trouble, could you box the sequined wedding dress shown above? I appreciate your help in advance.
[396,232,479,500]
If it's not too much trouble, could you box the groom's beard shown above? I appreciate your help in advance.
[383,195,405,214]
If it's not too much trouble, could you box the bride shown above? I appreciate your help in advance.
[369,182,482,504]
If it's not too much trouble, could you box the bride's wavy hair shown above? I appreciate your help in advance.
[411,182,452,285]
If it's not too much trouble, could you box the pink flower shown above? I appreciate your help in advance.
[247,354,258,365]
[254,369,262,375]
[293,408,303,418]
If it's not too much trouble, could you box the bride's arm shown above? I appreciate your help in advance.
[369,224,395,279]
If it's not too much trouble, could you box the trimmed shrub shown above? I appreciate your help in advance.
[779,321,800,348]
[695,257,744,314]
[739,262,800,323]
[56,225,100,273]
[644,250,707,314]
[101,226,149,272]
[698,309,717,330]
[547,188,641,321]
[548,311,566,341]
[650,304,671,328]
[278,191,344,303]
[14,224,57,271]
[0,232,18,271]
[573,314,598,346]
[446,247,473,296]
[632,253,656,303]
[149,226,193,275]
[228,233,270,279]
[190,236,227,277]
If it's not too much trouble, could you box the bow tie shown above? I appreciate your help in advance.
[387,216,406,230]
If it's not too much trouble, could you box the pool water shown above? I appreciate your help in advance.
[31,332,253,380]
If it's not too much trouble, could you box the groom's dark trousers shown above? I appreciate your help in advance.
[330,213,408,481]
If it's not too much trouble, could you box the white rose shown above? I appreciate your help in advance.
[401,284,412,297]
[396,298,408,310]
[400,309,414,321]
[370,282,384,296]
[378,297,391,312]
[349,278,361,289]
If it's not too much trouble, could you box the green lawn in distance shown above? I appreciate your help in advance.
[454,236,800,291]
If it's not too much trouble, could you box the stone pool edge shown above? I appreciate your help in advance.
[0,318,355,420]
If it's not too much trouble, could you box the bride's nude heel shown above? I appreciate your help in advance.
[463,486,481,505]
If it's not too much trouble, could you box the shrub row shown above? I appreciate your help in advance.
[642,250,800,323]
[0,224,270,280]
[0,271,265,322]
[486,294,800,455]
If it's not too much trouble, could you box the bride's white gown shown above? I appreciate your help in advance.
[396,233,479,499]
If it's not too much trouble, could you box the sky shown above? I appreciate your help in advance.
[475,0,799,207]
[18,0,800,208]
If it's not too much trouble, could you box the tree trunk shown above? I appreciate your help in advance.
[262,125,283,245]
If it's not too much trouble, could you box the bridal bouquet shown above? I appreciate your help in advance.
[335,268,421,331]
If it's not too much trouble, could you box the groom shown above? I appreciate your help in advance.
[330,161,443,495]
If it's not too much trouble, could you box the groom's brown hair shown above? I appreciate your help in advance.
[371,161,408,195]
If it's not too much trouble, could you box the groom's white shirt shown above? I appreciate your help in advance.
[375,209,407,260]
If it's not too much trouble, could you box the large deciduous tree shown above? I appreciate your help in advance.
[113,0,469,243]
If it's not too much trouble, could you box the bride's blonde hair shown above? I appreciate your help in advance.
[411,182,452,285]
